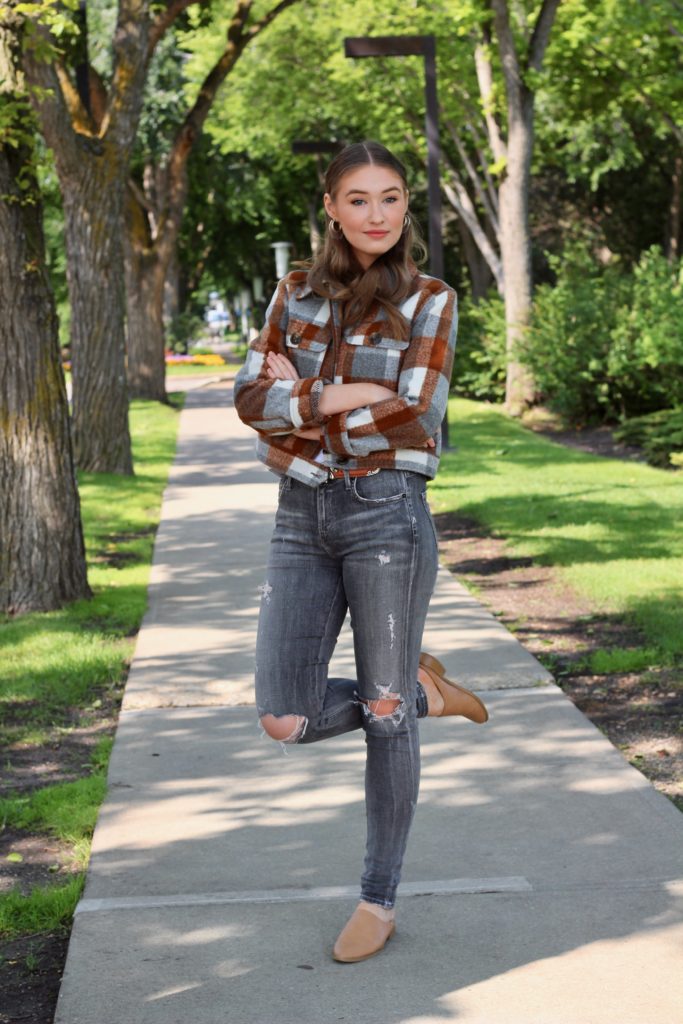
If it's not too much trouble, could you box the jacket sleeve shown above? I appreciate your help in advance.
[233,276,328,434]
[322,286,457,457]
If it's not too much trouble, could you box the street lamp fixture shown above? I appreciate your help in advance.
[344,34,449,447]
[271,241,292,280]
[291,141,344,155]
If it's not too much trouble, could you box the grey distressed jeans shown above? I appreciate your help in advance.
[254,468,439,908]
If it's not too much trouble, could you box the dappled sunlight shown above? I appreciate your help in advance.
[147,982,202,1001]
[143,922,246,948]
[568,774,650,796]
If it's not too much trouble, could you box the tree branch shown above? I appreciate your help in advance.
[464,116,501,217]
[107,0,152,143]
[405,125,503,293]
[147,0,200,61]
[527,0,562,73]
[443,116,500,234]
[157,0,302,250]
[246,0,302,40]
[474,29,508,159]
[489,0,523,115]
[23,42,84,168]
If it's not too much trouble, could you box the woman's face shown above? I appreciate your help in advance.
[324,164,409,270]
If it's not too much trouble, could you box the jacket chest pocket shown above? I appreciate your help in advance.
[344,331,410,383]
[285,323,331,376]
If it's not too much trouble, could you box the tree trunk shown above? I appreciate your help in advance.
[164,251,180,322]
[456,217,493,300]
[125,247,167,399]
[500,106,536,414]
[61,148,134,470]
[23,0,154,474]
[489,0,560,415]
[307,196,322,256]
[0,136,91,613]
[667,153,682,262]
[124,187,167,400]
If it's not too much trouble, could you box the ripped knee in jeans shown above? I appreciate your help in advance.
[259,713,308,744]
[359,688,405,726]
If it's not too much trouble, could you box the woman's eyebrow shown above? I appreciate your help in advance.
[345,186,402,196]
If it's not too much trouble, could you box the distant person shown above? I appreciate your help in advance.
[234,141,488,964]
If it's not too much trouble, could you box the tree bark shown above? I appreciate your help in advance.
[0,25,90,614]
[456,217,493,300]
[498,102,536,413]
[58,141,135,469]
[667,153,682,261]
[489,0,561,415]
[124,183,167,400]
[24,0,157,472]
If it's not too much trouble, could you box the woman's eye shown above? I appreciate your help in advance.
[351,199,366,206]
[384,196,398,204]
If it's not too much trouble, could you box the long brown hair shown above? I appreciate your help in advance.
[305,141,427,340]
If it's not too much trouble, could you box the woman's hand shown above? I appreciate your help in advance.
[266,351,300,381]
[292,426,322,441]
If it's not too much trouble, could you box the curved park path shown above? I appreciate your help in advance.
[55,381,683,1024]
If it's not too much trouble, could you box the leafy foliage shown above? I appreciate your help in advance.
[521,246,683,424]
[451,293,507,401]
[613,408,683,469]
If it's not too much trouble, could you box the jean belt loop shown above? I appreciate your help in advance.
[343,469,352,490]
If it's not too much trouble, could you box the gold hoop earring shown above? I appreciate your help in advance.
[402,213,412,235]
[329,219,343,238]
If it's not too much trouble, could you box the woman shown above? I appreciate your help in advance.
[234,140,488,963]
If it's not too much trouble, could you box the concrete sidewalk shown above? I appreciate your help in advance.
[55,384,683,1024]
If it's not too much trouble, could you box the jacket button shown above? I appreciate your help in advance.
[289,332,302,345]
[369,332,382,345]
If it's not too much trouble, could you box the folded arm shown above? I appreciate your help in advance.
[233,278,328,435]
[321,287,457,458]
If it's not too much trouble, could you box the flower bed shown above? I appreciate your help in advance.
[164,353,226,366]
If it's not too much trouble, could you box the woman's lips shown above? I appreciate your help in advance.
[365,231,389,238]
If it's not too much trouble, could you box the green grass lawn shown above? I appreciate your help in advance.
[64,364,237,383]
[431,398,683,667]
[165,362,236,376]
[0,396,183,937]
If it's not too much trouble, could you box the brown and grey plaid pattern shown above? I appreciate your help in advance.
[233,269,457,487]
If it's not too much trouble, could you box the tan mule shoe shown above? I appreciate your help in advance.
[419,652,489,724]
[332,906,396,963]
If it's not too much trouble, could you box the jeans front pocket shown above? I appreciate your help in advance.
[351,470,407,505]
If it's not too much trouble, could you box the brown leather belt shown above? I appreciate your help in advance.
[326,467,380,480]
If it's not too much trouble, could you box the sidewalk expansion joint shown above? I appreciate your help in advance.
[75,877,532,915]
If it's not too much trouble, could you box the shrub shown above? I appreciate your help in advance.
[613,407,683,467]
[521,246,682,425]
[451,293,507,402]
[167,311,204,353]
[608,248,683,414]
[521,245,631,423]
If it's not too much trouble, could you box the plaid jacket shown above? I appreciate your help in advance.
[233,268,457,487]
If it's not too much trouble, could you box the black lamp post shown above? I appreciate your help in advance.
[344,34,450,448]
